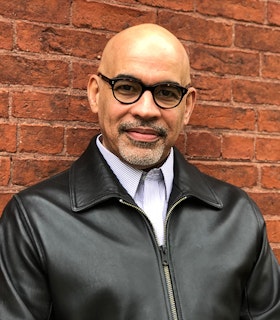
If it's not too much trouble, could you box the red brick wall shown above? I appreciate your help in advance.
[0,0,279,260]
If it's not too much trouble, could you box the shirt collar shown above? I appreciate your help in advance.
[96,135,174,200]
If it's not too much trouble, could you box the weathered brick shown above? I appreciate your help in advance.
[16,22,108,59]
[139,0,193,11]
[256,137,280,161]
[268,1,280,26]
[158,11,232,46]
[0,0,70,24]
[233,80,280,105]
[261,166,280,189]
[0,91,9,118]
[189,105,256,130]
[72,0,157,31]
[262,54,280,80]
[196,0,265,23]
[192,162,258,188]
[266,220,280,243]
[249,192,280,216]
[69,96,98,123]
[222,135,254,160]
[19,125,64,155]
[0,124,17,152]
[72,62,98,90]
[0,55,69,88]
[191,75,231,102]
[189,45,259,76]
[0,157,10,186]
[273,247,280,264]
[12,91,71,121]
[235,25,280,53]
[66,128,100,156]
[186,132,221,158]
[0,193,13,216]
[12,91,96,123]
[0,21,13,50]
[258,109,280,133]
[12,158,72,186]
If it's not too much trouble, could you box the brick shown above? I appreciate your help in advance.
[258,109,280,133]
[72,62,98,90]
[12,158,72,186]
[12,91,96,123]
[0,124,17,152]
[266,220,280,243]
[192,162,258,188]
[232,80,280,105]
[139,0,193,11]
[273,247,280,264]
[19,125,64,155]
[268,1,280,26]
[0,193,13,216]
[189,45,259,76]
[261,166,280,189]
[186,132,221,158]
[262,54,280,80]
[0,55,69,88]
[235,25,280,53]
[249,192,280,216]
[0,0,70,24]
[0,91,9,118]
[189,105,256,131]
[69,96,98,123]
[191,75,231,102]
[0,157,10,186]
[0,21,13,50]
[222,135,254,160]
[16,22,108,59]
[256,138,280,161]
[196,0,265,23]
[158,11,232,46]
[72,0,156,31]
[12,91,71,121]
[66,128,100,156]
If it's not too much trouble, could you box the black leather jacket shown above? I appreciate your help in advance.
[1,136,280,320]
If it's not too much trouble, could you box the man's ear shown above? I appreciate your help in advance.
[87,74,100,114]
[183,87,196,126]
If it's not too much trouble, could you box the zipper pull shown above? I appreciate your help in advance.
[160,245,169,267]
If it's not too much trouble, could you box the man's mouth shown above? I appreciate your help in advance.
[126,127,161,142]
[119,122,167,143]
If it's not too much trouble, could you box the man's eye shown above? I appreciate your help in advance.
[156,87,180,100]
[114,81,139,95]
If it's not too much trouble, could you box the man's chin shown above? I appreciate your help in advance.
[118,142,166,170]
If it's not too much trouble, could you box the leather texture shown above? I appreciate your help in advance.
[1,136,280,319]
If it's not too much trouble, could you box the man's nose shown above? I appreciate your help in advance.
[129,90,161,119]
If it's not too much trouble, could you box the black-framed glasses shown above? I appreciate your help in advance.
[98,73,191,109]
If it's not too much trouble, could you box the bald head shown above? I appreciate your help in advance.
[98,24,191,85]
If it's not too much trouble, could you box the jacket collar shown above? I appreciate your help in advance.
[70,136,223,212]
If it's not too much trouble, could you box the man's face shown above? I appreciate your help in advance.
[88,33,195,170]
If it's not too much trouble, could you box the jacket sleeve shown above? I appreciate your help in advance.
[242,200,280,319]
[0,196,52,320]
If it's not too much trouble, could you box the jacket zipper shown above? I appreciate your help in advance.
[161,196,187,320]
[119,196,187,320]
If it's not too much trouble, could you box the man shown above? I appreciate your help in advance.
[0,23,279,319]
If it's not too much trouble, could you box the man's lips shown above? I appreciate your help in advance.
[126,127,160,142]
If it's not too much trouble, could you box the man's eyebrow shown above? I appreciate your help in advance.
[114,74,182,86]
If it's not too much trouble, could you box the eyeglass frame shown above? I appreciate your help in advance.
[98,72,191,109]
